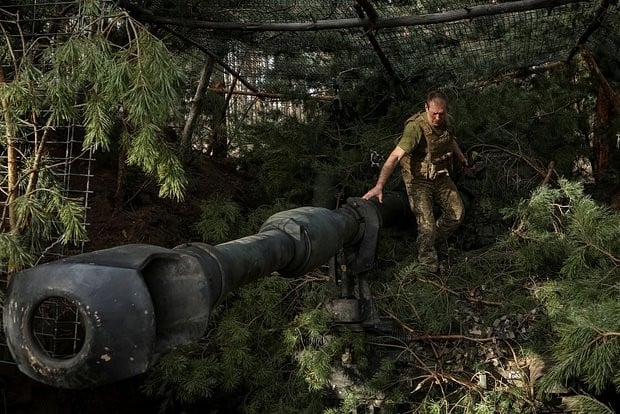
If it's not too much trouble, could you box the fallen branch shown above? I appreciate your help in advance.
[207,87,335,102]
[416,276,503,306]
[468,143,553,183]
[540,160,556,187]
[382,308,497,343]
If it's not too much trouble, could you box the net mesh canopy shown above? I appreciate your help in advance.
[2,1,619,97]
[126,0,619,95]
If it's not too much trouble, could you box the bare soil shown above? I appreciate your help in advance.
[85,157,249,252]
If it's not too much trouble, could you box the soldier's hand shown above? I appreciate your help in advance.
[362,186,383,203]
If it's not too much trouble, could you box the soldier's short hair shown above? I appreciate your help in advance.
[426,90,448,105]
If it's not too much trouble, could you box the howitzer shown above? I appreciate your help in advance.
[3,193,409,389]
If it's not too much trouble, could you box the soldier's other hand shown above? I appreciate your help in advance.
[463,161,485,177]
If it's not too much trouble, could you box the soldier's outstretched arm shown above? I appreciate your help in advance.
[362,146,406,203]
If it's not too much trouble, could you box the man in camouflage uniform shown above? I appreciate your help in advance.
[362,90,469,274]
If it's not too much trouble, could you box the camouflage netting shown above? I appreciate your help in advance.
[121,0,620,95]
[2,1,619,97]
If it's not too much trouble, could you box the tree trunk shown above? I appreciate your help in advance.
[580,47,619,178]
[0,66,19,233]
[114,143,128,211]
[594,87,612,175]
[24,115,52,197]
[209,76,237,159]
[180,56,215,159]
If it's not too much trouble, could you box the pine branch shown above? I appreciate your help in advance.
[592,331,620,342]
[577,235,620,266]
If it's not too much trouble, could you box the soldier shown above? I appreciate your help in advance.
[362,90,469,274]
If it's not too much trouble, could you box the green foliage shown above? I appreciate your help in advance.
[1,0,189,272]
[544,301,620,394]
[296,347,333,391]
[193,193,285,244]
[144,275,326,412]
[562,395,615,414]
[6,190,87,266]
[71,27,188,199]
[193,194,308,248]
[0,156,87,272]
[0,232,34,275]
[452,64,592,159]
[499,179,620,405]
[284,308,338,391]
[235,116,331,205]
[6,4,188,200]
[466,388,528,414]
[374,260,456,334]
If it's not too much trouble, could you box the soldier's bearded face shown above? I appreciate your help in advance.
[425,99,447,127]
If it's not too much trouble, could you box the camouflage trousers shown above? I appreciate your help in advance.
[403,173,464,273]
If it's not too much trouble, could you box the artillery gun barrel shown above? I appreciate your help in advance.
[2,193,408,389]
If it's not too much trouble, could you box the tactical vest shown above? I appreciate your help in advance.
[400,112,454,180]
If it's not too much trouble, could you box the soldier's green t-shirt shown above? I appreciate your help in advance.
[396,121,423,153]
